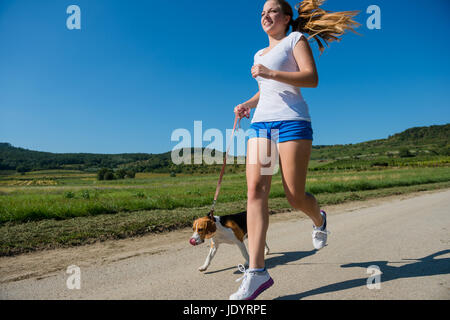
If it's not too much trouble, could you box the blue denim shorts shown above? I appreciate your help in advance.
[248,120,313,143]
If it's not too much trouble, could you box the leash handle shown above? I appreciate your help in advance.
[210,114,241,215]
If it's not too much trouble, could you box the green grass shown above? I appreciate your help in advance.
[1,180,449,256]
[1,163,449,256]
[1,167,450,224]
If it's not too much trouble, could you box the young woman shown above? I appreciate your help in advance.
[231,0,360,300]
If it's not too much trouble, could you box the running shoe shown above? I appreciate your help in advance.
[229,264,274,300]
[312,210,330,250]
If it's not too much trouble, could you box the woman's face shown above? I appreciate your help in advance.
[261,1,290,35]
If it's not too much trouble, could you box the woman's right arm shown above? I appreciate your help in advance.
[234,85,260,119]
[242,90,260,109]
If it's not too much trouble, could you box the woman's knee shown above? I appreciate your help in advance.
[247,181,270,201]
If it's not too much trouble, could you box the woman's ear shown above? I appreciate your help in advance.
[285,14,291,26]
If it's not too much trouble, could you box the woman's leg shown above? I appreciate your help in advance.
[277,139,323,227]
[246,137,273,269]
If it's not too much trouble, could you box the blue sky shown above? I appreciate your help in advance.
[1,0,449,155]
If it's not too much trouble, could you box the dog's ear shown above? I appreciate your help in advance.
[204,219,217,238]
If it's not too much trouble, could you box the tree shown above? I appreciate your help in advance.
[97,168,108,180]
[399,147,414,158]
[104,170,115,180]
[16,165,28,174]
[439,146,450,156]
[125,169,136,179]
[115,168,127,179]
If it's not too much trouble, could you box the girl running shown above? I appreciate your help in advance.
[231,0,360,300]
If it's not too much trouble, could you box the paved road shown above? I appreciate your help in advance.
[1,189,449,299]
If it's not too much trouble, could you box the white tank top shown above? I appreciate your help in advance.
[252,31,311,123]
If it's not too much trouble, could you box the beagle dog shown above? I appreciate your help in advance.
[190,211,270,272]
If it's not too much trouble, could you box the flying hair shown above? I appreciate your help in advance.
[270,0,361,54]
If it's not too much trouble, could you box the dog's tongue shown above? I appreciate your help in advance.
[189,238,197,246]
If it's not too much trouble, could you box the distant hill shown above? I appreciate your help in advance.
[1,123,448,174]
[0,143,155,172]
[310,124,449,160]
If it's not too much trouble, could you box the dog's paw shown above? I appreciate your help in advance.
[198,266,208,272]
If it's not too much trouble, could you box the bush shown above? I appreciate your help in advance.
[115,169,127,179]
[97,168,108,180]
[170,171,176,177]
[104,170,115,180]
[135,191,145,198]
[371,161,389,167]
[64,191,75,199]
[81,190,90,199]
[399,148,414,158]
[16,166,28,174]
[125,169,136,179]
[439,147,450,156]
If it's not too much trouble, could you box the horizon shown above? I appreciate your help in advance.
[1,0,449,155]
[2,122,448,155]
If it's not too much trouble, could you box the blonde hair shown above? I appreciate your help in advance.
[268,0,361,54]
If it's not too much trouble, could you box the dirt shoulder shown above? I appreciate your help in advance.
[1,187,448,284]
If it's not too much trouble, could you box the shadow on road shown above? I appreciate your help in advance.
[275,249,450,300]
[204,250,317,275]
[265,250,317,270]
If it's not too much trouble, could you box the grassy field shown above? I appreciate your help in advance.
[2,166,450,224]
[0,164,449,256]
[2,125,448,255]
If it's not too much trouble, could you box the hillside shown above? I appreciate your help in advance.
[310,124,449,160]
[1,123,448,174]
[0,143,156,172]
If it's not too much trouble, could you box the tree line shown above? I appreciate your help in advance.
[1,124,448,174]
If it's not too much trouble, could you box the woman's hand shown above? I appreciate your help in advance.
[251,64,273,79]
[234,104,251,119]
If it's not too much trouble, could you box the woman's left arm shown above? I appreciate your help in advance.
[251,37,319,88]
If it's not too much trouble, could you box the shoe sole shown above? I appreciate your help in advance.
[245,277,274,300]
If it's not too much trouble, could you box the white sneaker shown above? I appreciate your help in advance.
[229,264,274,300]
[312,210,330,250]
